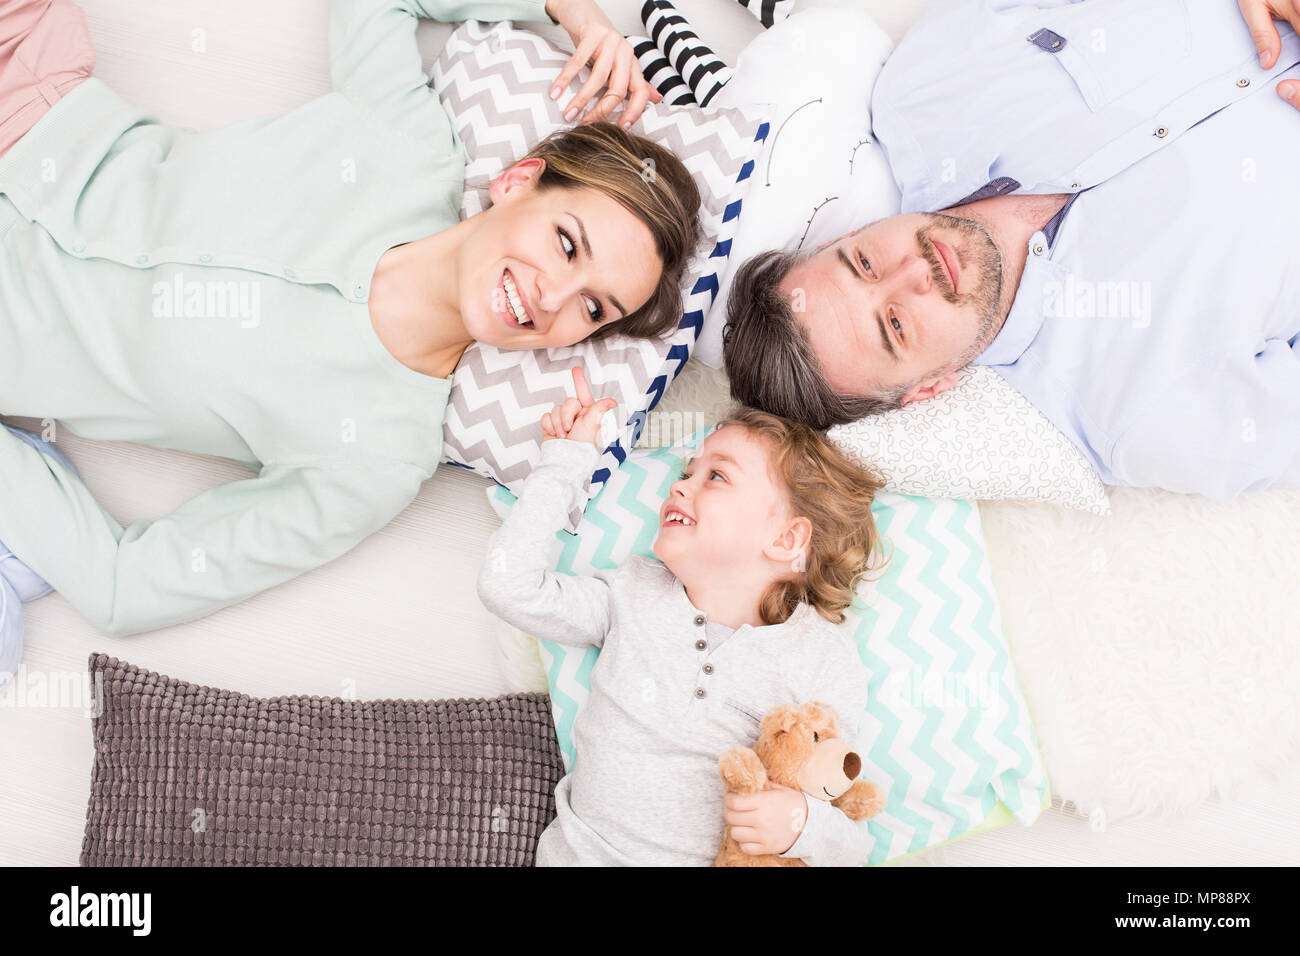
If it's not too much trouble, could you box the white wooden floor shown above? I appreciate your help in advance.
[0,0,1295,867]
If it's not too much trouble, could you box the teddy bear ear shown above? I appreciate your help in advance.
[760,704,802,735]
[804,701,841,733]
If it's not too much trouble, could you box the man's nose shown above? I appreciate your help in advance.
[886,253,933,296]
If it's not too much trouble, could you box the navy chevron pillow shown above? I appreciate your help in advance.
[429,21,767,531]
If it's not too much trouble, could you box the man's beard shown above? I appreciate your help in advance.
[915,212,1004,363]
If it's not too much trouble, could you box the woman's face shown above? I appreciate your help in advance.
[458,159,663,350]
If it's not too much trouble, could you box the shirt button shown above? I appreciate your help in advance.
[1236,77,1250,88]
[702,663,714,675]
[695,639,706,651]
[136,254,149,264]
[693,614,705,626]
[283,267,296,278]
[1070,182,1080,189]
[1032,243,1045,256]
[71,241,85,253]
[1154,126,1168,138]
[694,687,706,699]
[199,253,212,262]
[353,284,366,298]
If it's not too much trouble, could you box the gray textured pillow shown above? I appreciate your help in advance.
[80,654,563,866]
[429,20,767,530]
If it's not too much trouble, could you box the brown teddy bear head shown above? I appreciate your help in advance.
[753,702,863,800]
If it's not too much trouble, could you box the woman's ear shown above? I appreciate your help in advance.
[765,515,814,573]
[488,157,546,206]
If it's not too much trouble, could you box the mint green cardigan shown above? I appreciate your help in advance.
[0,0,550,636]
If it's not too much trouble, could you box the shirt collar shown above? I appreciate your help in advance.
[973,229,1057,367]
[672,575,816,634]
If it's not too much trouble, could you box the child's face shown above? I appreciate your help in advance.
[653,424,807,582]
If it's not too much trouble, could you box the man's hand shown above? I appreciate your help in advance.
[723,783,809,856]
[543,0,662,129]
[1238,0,1300,105]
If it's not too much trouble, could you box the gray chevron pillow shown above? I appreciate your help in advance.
[429,21,766,530]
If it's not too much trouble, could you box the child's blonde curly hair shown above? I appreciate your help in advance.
[711,405,891,626]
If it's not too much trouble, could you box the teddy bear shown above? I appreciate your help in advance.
[714,701,885,867]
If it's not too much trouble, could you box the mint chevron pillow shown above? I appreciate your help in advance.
[487,428,1051,865]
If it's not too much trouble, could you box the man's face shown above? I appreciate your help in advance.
[783,212,1004,403]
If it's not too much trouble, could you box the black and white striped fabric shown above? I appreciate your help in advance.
[735,0,797,29]
[628,35,696,105]
[639,0,732,107]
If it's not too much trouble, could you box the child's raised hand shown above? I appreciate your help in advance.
[540,366,618,448]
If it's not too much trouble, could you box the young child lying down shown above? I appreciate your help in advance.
[477,369,888,866]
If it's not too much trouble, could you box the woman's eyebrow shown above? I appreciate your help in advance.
[568,211,628,318]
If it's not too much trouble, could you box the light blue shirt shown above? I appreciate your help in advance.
[870,0,1300,499]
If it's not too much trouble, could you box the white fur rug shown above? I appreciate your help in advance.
[498,361,1300,826]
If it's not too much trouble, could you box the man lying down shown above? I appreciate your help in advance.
[724,0,1300,501]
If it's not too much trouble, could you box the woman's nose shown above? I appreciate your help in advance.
[535,269,583,314]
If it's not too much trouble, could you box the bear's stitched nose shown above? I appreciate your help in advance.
[843,752,861,778]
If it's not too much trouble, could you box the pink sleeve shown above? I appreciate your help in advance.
[0,0,94,158]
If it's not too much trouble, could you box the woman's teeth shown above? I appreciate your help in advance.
[503,271,532,327]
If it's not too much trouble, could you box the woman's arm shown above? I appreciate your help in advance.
[0,427,429,636]
[329,0,658,149]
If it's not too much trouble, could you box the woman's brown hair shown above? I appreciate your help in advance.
[487,121,703,342]
[713,405,892,626]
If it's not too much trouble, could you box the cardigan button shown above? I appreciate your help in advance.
[693,614,705,626]
[353,284,366,298]
[695,639,706,651]
[283,267,296,278]
[136,254,149,264]
[694,687,706,699]
[199,253,212,262]
[702,663,714,675]
[71,241,85,253]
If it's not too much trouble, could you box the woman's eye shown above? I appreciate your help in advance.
[559,227,576,260]
[679,469,690,480]
[585,297,604,323]
[813,732,820,743]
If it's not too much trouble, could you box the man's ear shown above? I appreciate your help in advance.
[488,157,545,206]
[764,515,814,572]
[899,370,960,407]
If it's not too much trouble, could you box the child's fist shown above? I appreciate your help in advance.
[540,366,618,447]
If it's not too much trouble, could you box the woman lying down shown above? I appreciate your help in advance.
[0,0,701,678]
[478,378,890,866]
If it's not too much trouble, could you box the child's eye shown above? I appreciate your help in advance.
[709,470,725,481]
[559,227,576,260]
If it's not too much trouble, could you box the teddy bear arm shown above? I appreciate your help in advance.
[718,746,768,793]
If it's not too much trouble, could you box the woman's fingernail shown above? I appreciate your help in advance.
[564,106,578,121]
[550,86,561,100]
[621,120,631,130]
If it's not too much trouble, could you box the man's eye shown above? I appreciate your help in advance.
[889,309,903,339]
[859,254,875,278]
[559,227,576,260]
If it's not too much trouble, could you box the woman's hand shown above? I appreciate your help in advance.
[723,783,808,856]
[544,0,663,129]
[540,366,617,446]
[1238,0,1300,105]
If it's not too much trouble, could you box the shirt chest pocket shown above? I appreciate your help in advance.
[1028,0,1191,112]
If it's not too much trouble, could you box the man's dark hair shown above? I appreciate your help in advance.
[722,249,909,430]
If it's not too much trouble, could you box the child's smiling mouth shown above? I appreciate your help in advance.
[661,505,696,528]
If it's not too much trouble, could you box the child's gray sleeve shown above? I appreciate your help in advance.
[476,438,614,649]
[778,642,878,867]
